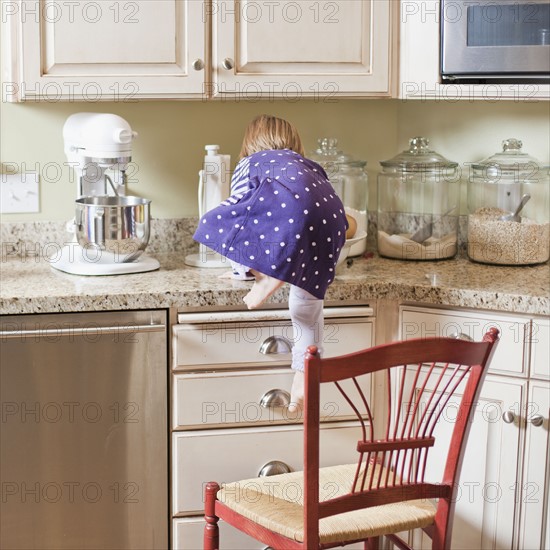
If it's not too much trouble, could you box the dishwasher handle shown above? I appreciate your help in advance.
[0,323,166,339]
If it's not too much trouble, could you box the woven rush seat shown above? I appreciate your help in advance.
[217,463,436,544]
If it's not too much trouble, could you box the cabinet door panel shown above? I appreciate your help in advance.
[214,0,393,96]
[518,381,549,550]
[48,1,176,65]
[14,0,206,99]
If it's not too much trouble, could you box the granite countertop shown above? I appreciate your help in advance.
[1,251,548,316]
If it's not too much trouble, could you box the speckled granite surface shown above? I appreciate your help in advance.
[1,250,548,316]
[0,218,199,257]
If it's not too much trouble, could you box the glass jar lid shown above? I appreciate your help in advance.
[471,138,549,180]
[380,137,458,173]
[310,137,351,165]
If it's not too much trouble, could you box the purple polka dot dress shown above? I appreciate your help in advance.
[193,149,348,299]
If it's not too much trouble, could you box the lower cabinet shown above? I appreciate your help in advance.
[400,305,549,550]
[171,306,375,549]
[169,303,546,549]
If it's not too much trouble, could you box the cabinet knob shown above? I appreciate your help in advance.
[449,331,474,342]
[530,414,544,427]
[259,389,291,408]
[222,57,234,70]
[192,59,205,71]
[258,460,292,477]
[502,411,516,424]
[259,335,293,355]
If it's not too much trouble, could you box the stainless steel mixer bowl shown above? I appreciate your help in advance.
[75,196,151,262]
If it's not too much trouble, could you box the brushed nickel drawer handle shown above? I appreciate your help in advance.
[259,336,293,355]
[258,460,291,477]
[259,389,291,409]
[502,411,516,424]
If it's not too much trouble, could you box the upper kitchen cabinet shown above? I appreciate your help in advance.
[2,0,207,101]
[2,0,397,102]
[212,0,397,99]
[399,0,550,101]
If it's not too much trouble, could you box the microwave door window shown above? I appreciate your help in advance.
[467,3,550,47]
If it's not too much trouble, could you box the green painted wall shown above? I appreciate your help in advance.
[1,96,548,222]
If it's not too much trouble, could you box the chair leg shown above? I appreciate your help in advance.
[204,482,220,550]
[365,536,380,550]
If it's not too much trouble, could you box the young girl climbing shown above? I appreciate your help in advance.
[194,115,348,412]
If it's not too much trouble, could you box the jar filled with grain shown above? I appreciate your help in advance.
[377,137,460,260]
[467,139,550,265]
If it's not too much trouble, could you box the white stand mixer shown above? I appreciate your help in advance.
[49,113,160,276]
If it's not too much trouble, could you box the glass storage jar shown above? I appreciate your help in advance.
[467,138,550,265]
[377,137,459,260]
[310,138,368,256]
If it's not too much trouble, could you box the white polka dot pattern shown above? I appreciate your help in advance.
[194,149,348,299]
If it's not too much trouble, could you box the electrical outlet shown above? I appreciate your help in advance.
[0,173,40,213]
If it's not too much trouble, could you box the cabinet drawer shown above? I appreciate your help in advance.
[173,517,261,550]
[173,308,374,371]
[530,316,550,380]
[400,306,529,376]
[172,422,362,515]
[173,516,364,550]
[173,368,371,429]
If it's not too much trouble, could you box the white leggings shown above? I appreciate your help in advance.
[288,285,324,372]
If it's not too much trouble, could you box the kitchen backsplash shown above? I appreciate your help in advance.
[1,218,198,259]
[1,214,470,259]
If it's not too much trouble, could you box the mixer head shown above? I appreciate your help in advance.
[63,113,138,197]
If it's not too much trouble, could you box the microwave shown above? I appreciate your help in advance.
[441,0,550,82]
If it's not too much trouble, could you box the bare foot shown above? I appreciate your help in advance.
[243,270,284,309]
[287,371,304,414]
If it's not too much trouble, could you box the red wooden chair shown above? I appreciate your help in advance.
[204,328,500,550]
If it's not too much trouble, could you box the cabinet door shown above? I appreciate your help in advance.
[408,374,526,550]
[518,380,550,550]
[7,0,206,101]
[213,0,394,98]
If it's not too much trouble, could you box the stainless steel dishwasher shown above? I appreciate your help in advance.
[0,310,168,550]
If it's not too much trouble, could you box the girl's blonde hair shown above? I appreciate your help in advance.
[239,115,305,159]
